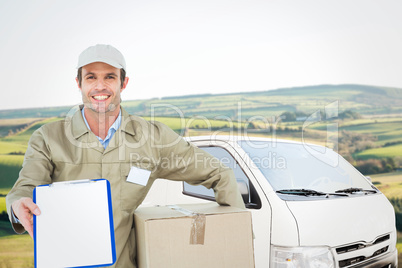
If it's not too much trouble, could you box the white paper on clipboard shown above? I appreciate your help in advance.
[33,179,116,268]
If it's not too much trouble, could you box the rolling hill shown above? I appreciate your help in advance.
[1,84,401,120]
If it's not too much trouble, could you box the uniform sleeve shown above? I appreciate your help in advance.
[152,122,245,209]
[6,127,54,233]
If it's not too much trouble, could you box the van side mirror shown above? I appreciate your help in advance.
[237,179,262,209]
[237,180,250,204]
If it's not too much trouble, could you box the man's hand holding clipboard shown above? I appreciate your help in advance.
[11,197,41,238]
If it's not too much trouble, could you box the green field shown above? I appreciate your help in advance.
[0,189,9,196]
[0,198,5,214]
[371,171,402,198]
[2,85,402,120]
[355,143,402,160]
[0,155,24,189]
[1,118,60,146]
[0,118,41,138]
[340,120,402,145]
[123,85,402,118]
[307,117,402,160]
[0,141,27,155]
[0,234,34,268]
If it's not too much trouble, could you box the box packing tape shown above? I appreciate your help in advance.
[168,205,206,245]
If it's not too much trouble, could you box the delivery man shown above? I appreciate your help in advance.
[6,44,245,267]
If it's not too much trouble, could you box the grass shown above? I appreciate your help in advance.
[0,189,9,214]
[0,198,5,214]
[339,117,402,127]
[0,234,34,268]
[0,155,24,167]
[340,121,402,145]
[370,171,402,199]
[123,85,402,119]
[0,221,14,237]
[310,118,402,145]
[308,117,402,160]
[0,141,27,155]
[0,118,60,146]
[0,189,9,196]
[0,118,41,139]
[354,143,402,160]
[0,119,42,127]
[2,85,401,120]
[0,155,24,189]
[398,232,402,266]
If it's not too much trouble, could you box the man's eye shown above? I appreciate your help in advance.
[106,76,115,79]
[86,76,94,79]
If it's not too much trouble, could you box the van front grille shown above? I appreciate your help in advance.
[336,234,390,254]
[338,246,388,267]
[336,243,365,254]
[373,234,390,244]
[335,234,391,267]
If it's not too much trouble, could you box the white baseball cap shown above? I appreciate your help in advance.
[77,44,126,71]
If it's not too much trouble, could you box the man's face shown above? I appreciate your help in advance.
[76,62,128,114]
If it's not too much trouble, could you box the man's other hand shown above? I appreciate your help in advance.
[11,197,41,238]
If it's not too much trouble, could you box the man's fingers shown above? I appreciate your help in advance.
[19,214,34,238]
[11,197,40,238]
[24,198,41,215]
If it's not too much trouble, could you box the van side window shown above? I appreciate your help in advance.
[184,146,261,209]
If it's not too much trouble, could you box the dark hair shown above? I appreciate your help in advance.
[76,67,126,88]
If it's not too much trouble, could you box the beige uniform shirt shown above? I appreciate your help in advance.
[6,105,245,267]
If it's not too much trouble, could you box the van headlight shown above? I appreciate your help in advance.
[271,245,335,268]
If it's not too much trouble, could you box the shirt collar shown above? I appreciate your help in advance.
[81,108,122,140]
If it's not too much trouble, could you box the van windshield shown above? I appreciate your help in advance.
[238,140,374,194]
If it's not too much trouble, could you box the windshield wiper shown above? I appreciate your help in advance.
[277,189,349,197]
[335,187,378,194]
[276,189,327,196]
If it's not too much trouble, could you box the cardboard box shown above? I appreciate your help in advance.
[134,203,254,268]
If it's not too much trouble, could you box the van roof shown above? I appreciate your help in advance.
[184,135,327,149]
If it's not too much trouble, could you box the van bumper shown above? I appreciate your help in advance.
[349,248,398,268]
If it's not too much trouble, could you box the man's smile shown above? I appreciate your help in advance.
[92,94,110,101]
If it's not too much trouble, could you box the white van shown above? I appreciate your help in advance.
[140,136,398,267]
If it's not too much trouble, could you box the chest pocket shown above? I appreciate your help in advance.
[120,162,156,213]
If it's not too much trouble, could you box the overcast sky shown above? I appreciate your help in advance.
[1,0,401,110]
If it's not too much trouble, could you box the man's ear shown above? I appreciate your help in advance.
[75,77,82,90]
[121,77,129,93]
